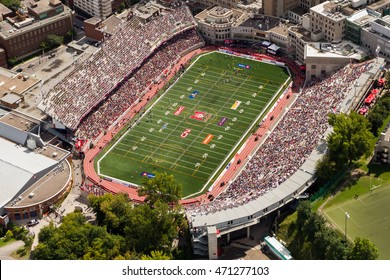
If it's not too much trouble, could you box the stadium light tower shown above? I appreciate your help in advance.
[344,212,350,242]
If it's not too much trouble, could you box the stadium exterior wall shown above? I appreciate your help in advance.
[179,42,205,57]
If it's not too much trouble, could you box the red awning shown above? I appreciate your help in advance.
[365,93,375,104]
[359,108,368,115]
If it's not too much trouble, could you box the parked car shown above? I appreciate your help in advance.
[16,68,23,72]
[28,63,35,68]
[48,53,55,58]
[26,219,39,227]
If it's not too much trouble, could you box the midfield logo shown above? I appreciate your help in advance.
[190,111,206,121]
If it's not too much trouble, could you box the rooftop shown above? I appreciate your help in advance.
[311,1,347,22]
[306,40,366,59]
[0,111,39,132]
[26,0,63,15]
[368,0,390,10]
[347,9,381,27]
[0,92,22,104]
[0,136,71,211]
[0,68,40,98]
[0,137,59,209]
[0,4,71,39]
[240,15,280,31]
[100,15,122,35]
[290,6,307,17]
[84,17,102,25]
[375,15,390,28]
[288,26,312,42]
[0,3,12,16]
[6,159,71,208]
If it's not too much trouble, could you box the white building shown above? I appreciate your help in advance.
[74,0,112,19]
[361,15,390,60]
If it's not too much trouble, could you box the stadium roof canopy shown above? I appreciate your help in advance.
[0,137,57,210]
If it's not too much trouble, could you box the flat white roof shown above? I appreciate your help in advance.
[0,137,57,209]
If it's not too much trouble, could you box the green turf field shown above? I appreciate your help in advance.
[97,51,290,197]
[324,178,390,259]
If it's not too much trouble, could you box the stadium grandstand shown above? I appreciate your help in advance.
[185,58,385,258]
[75,28,204,140]
[38,4,197,132]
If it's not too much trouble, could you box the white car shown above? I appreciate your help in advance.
[26,219,39,227]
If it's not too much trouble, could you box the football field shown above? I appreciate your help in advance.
[97,51,291,197]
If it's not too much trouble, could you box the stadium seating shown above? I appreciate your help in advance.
[75,29,203,140]
[41,6,196,130]
[185,61,373,215]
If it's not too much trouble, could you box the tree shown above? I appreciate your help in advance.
[41,35,63,50]
[367,94,390,136]
[64,29,76,44]
[138,172,182,205]
[296,200,312,233]
[33,212,127,260]
[0,0,20,11]
[38,222,56,243]
[367,110,386,136]
[88,193,133,235]
[327,112,374,167]
[315,154,337,182]
[141,250,171,260]
[4,230,13,241]
[124,200,179,254]
[350,237,379,260]
[385,71,390,89]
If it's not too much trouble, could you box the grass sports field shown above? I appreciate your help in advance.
[323,168,390,259]
[97,51,291,197]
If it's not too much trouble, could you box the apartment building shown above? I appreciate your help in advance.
[309,1,348,42]
[74,0,112,19]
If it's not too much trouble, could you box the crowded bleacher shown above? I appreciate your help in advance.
[185,61,373,215]
[40,5,196,130]
[75,28,203,140]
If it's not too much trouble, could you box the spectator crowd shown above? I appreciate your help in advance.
[40,5,196,130]
[186,61,372,215]
[75,29,203,140]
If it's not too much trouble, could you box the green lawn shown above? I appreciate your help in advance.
[97,51,290,197]
[323,165,390,259]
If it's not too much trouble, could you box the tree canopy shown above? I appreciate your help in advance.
[34,173,190,260]
[0,0,20,11]
[40,34,64,51]
[138,172,182,205]
[327,112,373,167]
[33,213,126,260]
[350,237,379,260]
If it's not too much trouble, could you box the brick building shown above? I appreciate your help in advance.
[0,0,73,60]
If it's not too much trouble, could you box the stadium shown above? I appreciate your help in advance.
[34,2,386,258]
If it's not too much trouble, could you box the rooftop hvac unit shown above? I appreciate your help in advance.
[27,138,36,150]
[52,152,58,158]
[29,192,35,198]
